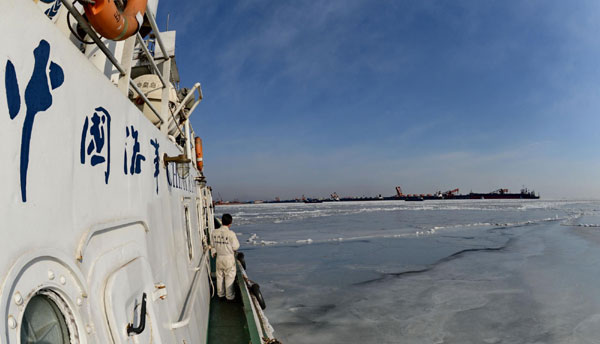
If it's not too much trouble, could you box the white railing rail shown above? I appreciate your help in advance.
[59,0,167,124]
[58,1,206,153]
[172,83,203,121]
[135,33,167,88]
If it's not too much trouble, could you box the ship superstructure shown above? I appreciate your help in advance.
[0,1,275,343]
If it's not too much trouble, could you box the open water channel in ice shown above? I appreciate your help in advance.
[217,200,600,343]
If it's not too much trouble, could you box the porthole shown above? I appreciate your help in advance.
[0,251,87,344]
[20,291,73,344]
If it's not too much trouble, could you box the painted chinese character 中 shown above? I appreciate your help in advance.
[80,107,111,184]
[150,138,160,194]
[5,39,64,202]
[123,125,145,175]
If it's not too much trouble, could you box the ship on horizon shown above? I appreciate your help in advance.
[327,186,540,202]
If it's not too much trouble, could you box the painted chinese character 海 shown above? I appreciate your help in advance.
[124,125,145,175]
[80,107,111,184]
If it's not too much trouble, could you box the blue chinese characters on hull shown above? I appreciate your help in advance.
[41,0,62,20]
[150,138,160,194]
[5,39,64,202]
[124,125,145,175]
[80,107,111,184]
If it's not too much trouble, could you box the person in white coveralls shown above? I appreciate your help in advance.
[211,213,240,300]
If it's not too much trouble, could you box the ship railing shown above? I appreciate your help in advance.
[146,9,170,62]
[59,1,205,171]
[59,0,176,127]
[169,258,207,330]
[60,0,164,124]
[173,83,203,122]
[135,33,168,89]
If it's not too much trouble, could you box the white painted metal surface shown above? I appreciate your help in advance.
[0,0,222,343]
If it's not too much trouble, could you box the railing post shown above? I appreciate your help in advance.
[135,33,168,88]
[146,9,169,61]
[159,60,171,134]
[118,36,136,94]
[185,120,193,160]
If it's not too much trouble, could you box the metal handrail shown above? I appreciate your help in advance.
[130,82,163,123]
[172,83,203,120]
[60,0,126,76]
[167,104,186,138]
[60,0,164,123]
[135,33,167,88]
[146,9,169,60]
[170,253,210,329]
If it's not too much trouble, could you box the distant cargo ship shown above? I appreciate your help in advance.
[321,187,540,203]
[217,187,539,205]
[467,188,539,200]
[405,196,425,202]
[397,187,539,200]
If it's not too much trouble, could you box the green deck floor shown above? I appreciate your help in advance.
[207,257,251,344]
[207,294,250,344]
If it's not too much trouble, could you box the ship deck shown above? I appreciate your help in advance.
[207,292,250,344]
[207,257,261,344]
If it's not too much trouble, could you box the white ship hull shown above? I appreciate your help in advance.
[0,1,272,343]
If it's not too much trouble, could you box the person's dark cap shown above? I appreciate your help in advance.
[222,213,233,226]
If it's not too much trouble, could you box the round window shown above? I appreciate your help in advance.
[20,293,71,344]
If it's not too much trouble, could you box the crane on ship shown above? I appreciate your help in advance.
[330,192,340,201]
[395,186,404,198]
[492,188,509,194]
[443,188,460,198]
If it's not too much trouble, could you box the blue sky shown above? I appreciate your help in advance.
[158,0,600,200]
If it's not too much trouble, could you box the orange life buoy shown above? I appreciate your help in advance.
[83,0,147,41]
[195,137,203,172]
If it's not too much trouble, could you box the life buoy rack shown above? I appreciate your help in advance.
[83,0,147,41]
[195,137,204,172]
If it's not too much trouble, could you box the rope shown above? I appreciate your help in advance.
[66,1,94,44]
[205,245,215,297]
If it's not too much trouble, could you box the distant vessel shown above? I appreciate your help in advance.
[321,186,540,202]
[405,196,424,202]
[468,188,540,200]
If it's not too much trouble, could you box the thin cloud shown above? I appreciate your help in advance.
[160,0,600,200]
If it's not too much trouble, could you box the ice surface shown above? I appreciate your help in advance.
[218,200,600,343]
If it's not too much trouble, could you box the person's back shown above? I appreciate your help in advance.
[211,213,240,300]
[212,225,239,258]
